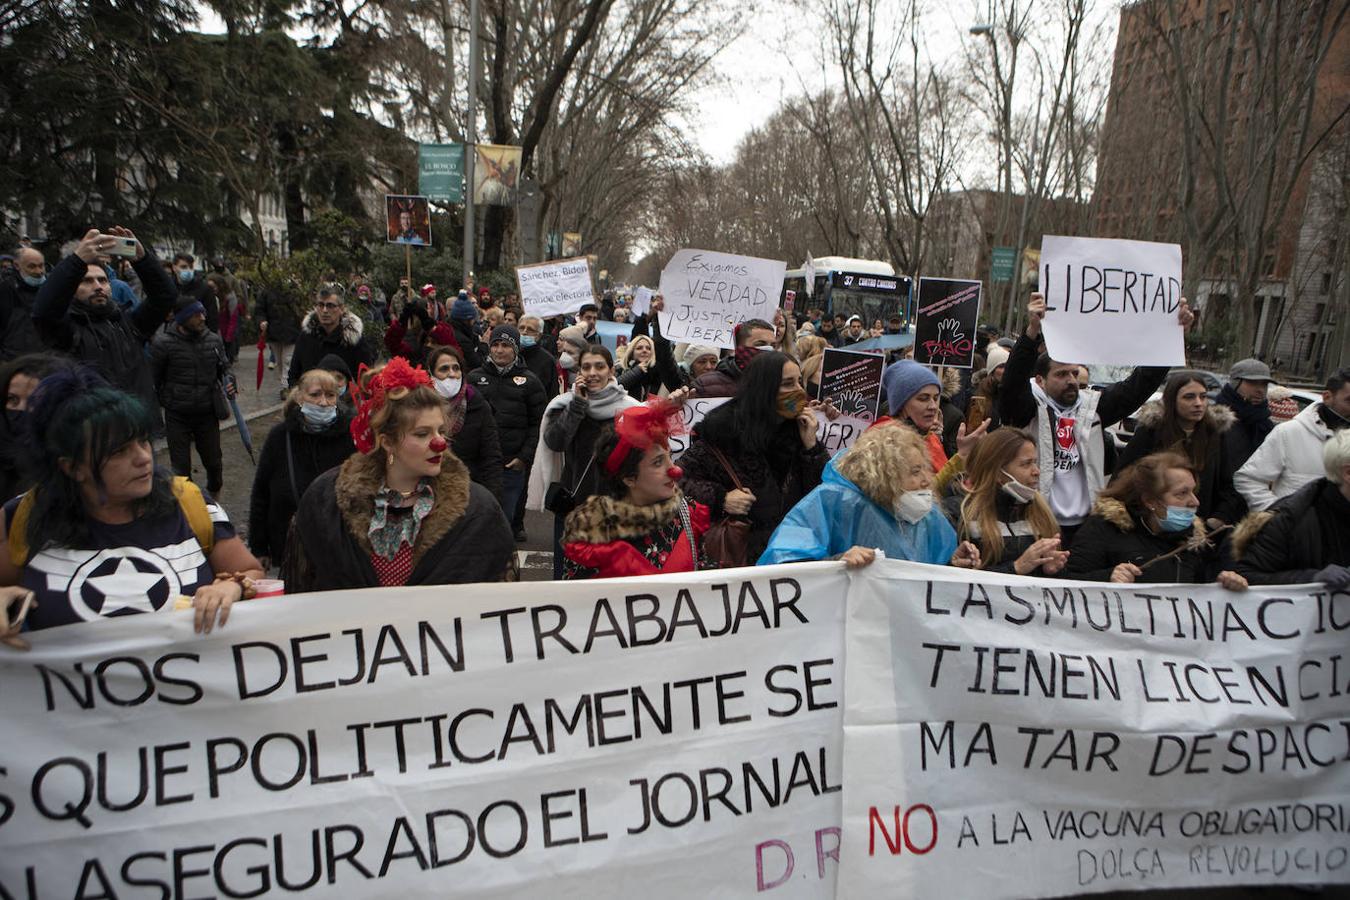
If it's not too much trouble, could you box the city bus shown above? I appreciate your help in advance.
[782,256,913,325]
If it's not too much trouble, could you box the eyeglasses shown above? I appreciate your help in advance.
[316,302,342,310]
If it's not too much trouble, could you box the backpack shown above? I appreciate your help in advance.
[7,476,214,567]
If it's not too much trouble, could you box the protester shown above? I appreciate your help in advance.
[692,319,776,397]
[286,286,374,389]
[560,401,712,578]
[173,253,219,332]
[283,358,516,589]
[247,368,354,571]
[151,298,230,495]
[840,315,868,346]
[389,276,416,320]
[758,420,968,567]
[1232,429,1350,587]
[881,360,987,491]
[956,427,1068,576]
[0,354,64,504]
[1234,367,1350,511]
[0,247,46,360]
[817,316,841,347]
[944,352,1007,457]
[1062,451,1247,587]
[34,228,176,428]
[555,324,592,390]
[680,351,827,564]
[385,301,459,367]
[796,334,829,363]
[0,370,262,634]
[772,308,798,357]
[681,344,721,383]
[419,283,446,322]
[468,325,546,536]
[1213,358,1275,473]
[428,344,502,497]
[255,280,302,395]
[577,303,600,344]
[532,345,642,577]
[999,293,1194,543]
[448,290,483,370]
[1114,371,1243,527]
[517,316,560,399]
[626,296,687,397]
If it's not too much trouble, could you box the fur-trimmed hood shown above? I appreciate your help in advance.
[563,491,684,544]
[300,309,365,347]
[1229,509,1275,560]
[333,450,471,569]
[1091,495,1207,540]
[1133,398,1235,433]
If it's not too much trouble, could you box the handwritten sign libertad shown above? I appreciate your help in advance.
[658,249,786,349]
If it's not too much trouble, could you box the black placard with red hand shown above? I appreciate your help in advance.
[913,277,982,369]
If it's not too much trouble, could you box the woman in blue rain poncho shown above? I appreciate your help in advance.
[758,420,978,567]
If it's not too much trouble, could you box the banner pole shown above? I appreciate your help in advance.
[463,0,479,289]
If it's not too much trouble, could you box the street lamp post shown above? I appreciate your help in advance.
[463,0,479,289]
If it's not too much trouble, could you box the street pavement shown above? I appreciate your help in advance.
[157,341,559,582]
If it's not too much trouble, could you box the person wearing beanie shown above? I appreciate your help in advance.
[150,296,230,494]
[468,323,547,537]
[841,314,867,346]
[417,283,446,322]
[555,324,592,389]
[882,359,987,494]
[681,344,721,381]
[984,344,1010,375]
[447,290,482,369]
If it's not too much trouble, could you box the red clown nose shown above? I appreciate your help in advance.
[666,465,684,481]
[429,437,448,453]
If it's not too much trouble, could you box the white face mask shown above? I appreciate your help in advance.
[1000,471,1039,504]
[559,352,577,370]
[895,489,933,524]
[434,376,462,399]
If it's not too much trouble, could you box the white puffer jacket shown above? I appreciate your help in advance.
[1233,402,1335,510]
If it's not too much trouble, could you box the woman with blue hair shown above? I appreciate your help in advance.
[758,419,979,567]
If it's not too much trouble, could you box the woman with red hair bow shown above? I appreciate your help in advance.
[560,401,712,579]
[283,357,517,590]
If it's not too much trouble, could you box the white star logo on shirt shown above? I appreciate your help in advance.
[84,558,167,615]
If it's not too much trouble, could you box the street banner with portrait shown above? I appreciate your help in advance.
[386,194,432,246]
[913,278,981,369]
[838,562,1350,898]
[473,144,522,207]
[515,257,596,320]
[1039,235,1185,367]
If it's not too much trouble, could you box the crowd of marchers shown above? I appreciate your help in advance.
[0,229,1347,648]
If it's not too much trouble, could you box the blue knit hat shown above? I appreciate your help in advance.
[450,290,478,321]
[883,360,941,416]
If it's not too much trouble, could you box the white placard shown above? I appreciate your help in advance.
[658,249,787,349]
[516,257,595,319]
[804,255,816,298]
[632,286,653,316]
[0,567,847,898]
[666,399,862,460]
[1040,235,1185,366]
[838,562,1350,898]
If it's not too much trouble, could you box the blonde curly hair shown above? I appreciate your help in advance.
[835,420,930,511]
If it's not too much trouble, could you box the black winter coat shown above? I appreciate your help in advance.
[679,403,829,564]
[248,408,355,564]
[287,311,375,387]
[451,389,504,497]
[254,288,301,344]
[1113,401,1245,524]
[959,491,1059,576]
[1213,384,1276,476]
[467,359,546,464]
[521,343,560,400]
[1232,479,1350,584]
[1063,497,1220,583]
[624,314,684,401]
[33,249,177,425]
[283,451,516,591]
[449,318,483,371]
[0,279,43,360]
[150,325,227,416]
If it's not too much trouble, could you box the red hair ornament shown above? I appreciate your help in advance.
[603,400,685,476]
[349,358,435,454]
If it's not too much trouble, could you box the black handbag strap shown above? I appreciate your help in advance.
[284,431,302,506]
[676,496,699,565]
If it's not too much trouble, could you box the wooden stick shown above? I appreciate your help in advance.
[1138,522,1233,570]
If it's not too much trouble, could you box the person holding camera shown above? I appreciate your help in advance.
[529,345,641,577]
[33,227,177,431]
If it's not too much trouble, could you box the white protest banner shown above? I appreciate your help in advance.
[516,257,595,319]
[666,399,861,460]
[669,396,730,459]
[658,249,787,349]
[838,561,1350,899]
[632,286,653,316]
[0,566,847,898]
[1040,235,1185,366]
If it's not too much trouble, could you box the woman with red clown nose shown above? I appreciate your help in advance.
[283,357,518,590]
[560,400,713,579]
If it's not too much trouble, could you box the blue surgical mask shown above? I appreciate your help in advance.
[1159,506,1196,532]
[300,402,337,429]
[20,273,45,288]
[521,335,538,349]
[177,269,194,284]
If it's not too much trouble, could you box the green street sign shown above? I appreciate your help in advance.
[419,144,464,204]
[991,245,1016,283]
